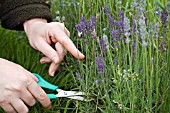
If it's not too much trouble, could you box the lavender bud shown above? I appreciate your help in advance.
[124,17,131,37]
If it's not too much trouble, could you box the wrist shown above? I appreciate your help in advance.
[23,18,47,32]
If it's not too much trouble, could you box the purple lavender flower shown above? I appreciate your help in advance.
[110,30,118,49]
[161,10,168,28]
[116,21,124,35]
[88,16,96,35]
[99,38,106,51]
[132,20,137,34]
[104,6,110,15]
[100,77,106,83]
[75,16,87,36]
[113,44,118,49]
[95,80,99,85]
[104,6,114,27]
[108,15,114,27]
[95,78,106,86]
[96,54,104,74]
[75,22,86,36]
[132,43,136,53]
[119,10,124,22]
[138,67,142,73]
[118,10,125,34]
[99,34,109,51]
[110,30,118,39]
[114,58,118,64]
[90,36,96,40]
[81,16,86,24]
[83,39,88,43]
[76,73,81,80]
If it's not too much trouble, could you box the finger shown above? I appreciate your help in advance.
[1,104,16,113]
[64,27,70,37]
[36,38,60,64]
[11,99,28,113]
[51,36,57,43]
[49,29,85,59]
[21,90,36,106]
[48,43,67,76]
[28,73,38,82]
[27,80,51,109]
[40,57,52,64]
[48,62,59,76]
[55,42,67,58]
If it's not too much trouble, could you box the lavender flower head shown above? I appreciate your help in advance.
[132,43,136,53]
[104,6,110,15]
[88,16,96,35]
[110,30,118,39]
[138,18,148,40]
[118,10,125,34]
[124,17,131,37]
[75,16,87,36]
[76,73,81,80]
[161,10,168,28]
[99,34,109,51]
[96,54,104,74]
[104,6,114,27]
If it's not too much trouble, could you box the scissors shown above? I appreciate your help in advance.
[33,73,88,101]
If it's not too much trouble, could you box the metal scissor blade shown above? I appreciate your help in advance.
[56,89,85,97]
[67,96,89,101]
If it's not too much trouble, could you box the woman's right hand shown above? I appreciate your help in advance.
[0,58,51,113]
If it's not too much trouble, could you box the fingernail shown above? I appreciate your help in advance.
[51,71,55,76]
[79,51,85,58]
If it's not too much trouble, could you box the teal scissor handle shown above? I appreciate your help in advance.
[33,73,58,91]
[47,94,57,99]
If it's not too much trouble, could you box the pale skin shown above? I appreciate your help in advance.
[0,18,85,113]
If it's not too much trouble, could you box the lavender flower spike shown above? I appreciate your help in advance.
[96,54,104,74]
[104,6,110,15]
[124,17,131,37]
[88,16,96,35]
[161,10,168,28]
[104,6,114,27]
[75,16,87,36]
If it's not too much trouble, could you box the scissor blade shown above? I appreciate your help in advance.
[56,89,85,97]
[67,96,89,101]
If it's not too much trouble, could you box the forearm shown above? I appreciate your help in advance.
[0,0,52,30]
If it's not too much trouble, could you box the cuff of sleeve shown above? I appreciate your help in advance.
[1,4,52,30]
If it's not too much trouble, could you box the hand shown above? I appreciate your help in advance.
[0,58,51,113]
[24,18,85,76]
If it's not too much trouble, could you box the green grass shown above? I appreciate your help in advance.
[0,0,170,113]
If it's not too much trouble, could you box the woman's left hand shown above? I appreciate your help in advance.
[24,18,85,76]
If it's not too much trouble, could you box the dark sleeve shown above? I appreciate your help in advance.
[0,0,52,30]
